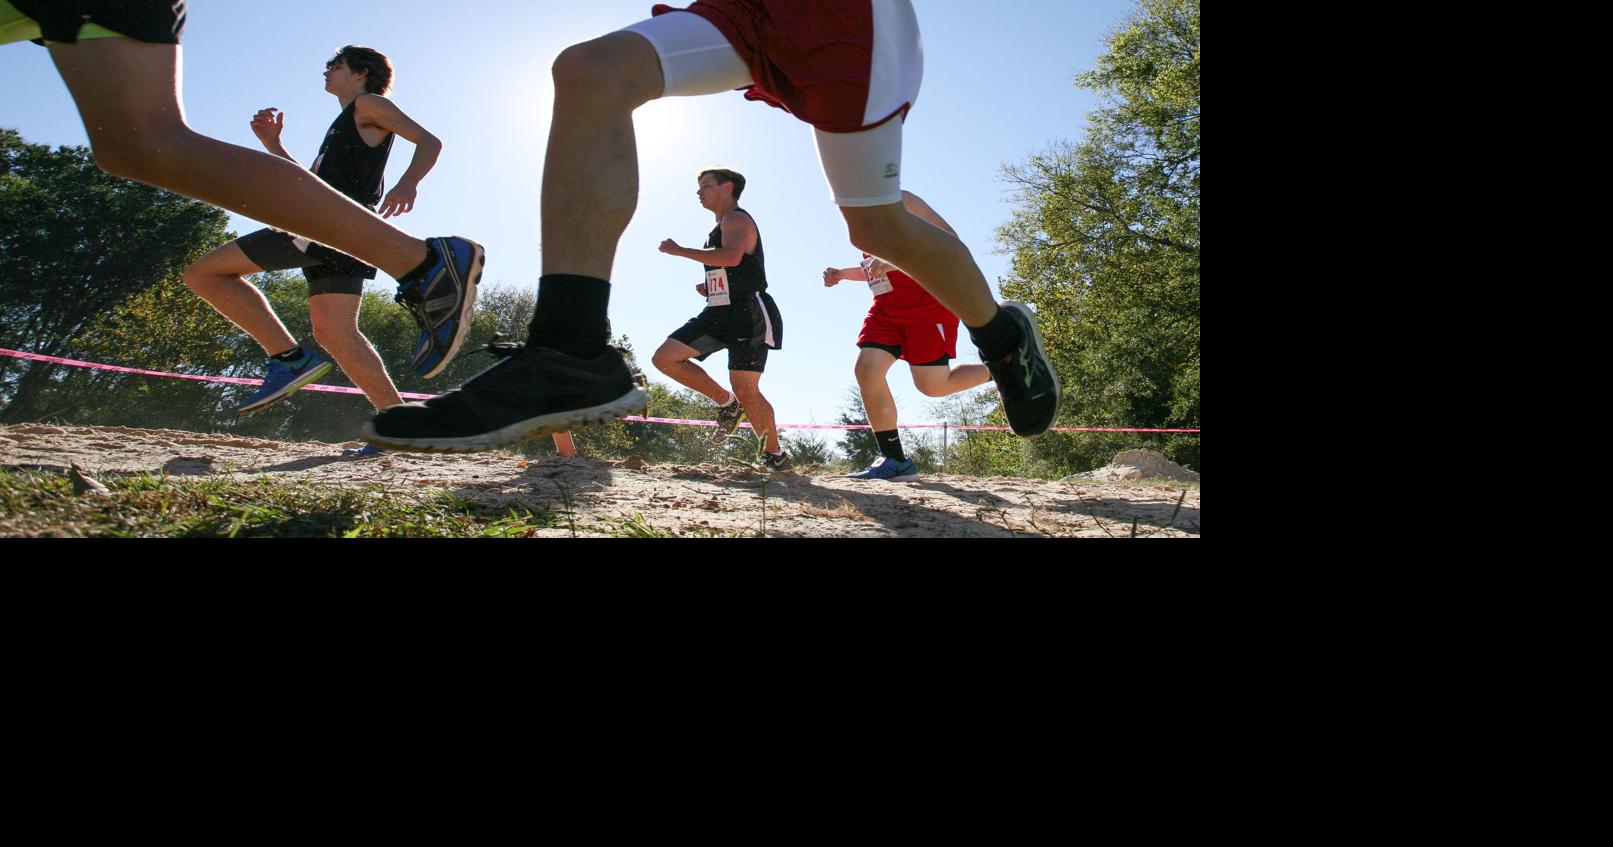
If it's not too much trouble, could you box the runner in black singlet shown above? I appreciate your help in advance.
[3,3,483,409]
[179,46,458,425]
[652,168,790,471]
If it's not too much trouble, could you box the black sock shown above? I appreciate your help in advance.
[270,346,306,363]
[875,429,907,462]
[399,247,435,282]
[528,274,612,358]
[967,307,1024,362]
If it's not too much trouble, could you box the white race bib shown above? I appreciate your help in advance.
[705,268,732,307]
[861,257,894,296]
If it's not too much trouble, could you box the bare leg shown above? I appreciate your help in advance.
[730,370,779,454]
[182,242,298,356]
[854,348,901,431]
[552,431,576,457]
[651,339,730,405]
[910,363,992,397]
[540,33,665,279]
[840,202,998,327]
[47,39,429,279]
[309,294,404,410]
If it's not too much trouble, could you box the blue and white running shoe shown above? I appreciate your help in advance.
[396,236,483,378]
[848,457,920,481]
[236,351,334,414]
[343,444,386,458]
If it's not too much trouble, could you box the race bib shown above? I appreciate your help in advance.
[861,257,894,296]
[705,268,732,307]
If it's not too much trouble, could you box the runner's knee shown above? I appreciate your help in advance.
[553,35,661,108]
[87,123,195,182]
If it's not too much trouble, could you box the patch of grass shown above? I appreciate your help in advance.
[596,512,675,538]
[0,468,556,538]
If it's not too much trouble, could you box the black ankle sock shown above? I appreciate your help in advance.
[967,307,1024,362]
[400,246,435,282]
[270,346,306,363]
[528,274,612,358]
[875,429,907,462]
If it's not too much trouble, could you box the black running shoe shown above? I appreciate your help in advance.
[711,399,746,444]
[361,343,647,453]
[983,301,1062,437]
[762,451,792,473]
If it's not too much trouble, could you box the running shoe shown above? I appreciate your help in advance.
[236,351,333,414]
[848,456,920,481]
[711,398,746,443]
[396,236,482,378]
[983,301,1062,437]
[362,343,646,453]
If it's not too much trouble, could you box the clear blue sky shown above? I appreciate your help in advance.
[1,0,1135,447]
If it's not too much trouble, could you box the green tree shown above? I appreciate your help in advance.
[835,388,880,468]
[995,0,1200,472]
[1,129,231,421]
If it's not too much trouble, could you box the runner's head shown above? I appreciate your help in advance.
[697,167,745,212]
[327,46,394,95]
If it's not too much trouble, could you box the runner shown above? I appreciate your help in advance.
[824,191,990,481]
[3,2,481,385]
[651,168,789,471]
[181,46,465,427]
[364,0,1058,452]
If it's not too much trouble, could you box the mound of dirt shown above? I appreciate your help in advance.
[1063,449,1200,483]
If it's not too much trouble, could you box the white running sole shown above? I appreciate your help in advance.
[360,386,648,454]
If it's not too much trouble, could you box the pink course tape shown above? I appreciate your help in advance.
[1,348,1200,434]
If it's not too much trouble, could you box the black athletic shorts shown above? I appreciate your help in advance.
[236,228,376,297]
[668,290,784,374]
[7,1,186,45]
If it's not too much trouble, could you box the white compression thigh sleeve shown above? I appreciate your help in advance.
[619,11,752,97]
[813,118,905,208]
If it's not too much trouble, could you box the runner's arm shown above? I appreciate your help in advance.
[358,94,442,218]
[250,108,300,164]
[657,212,755,267]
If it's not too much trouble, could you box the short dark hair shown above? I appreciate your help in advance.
[699,167,746,200]
[329,45,393,95]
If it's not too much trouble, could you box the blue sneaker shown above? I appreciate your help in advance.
[236,352,334,414]
[848,457,920,481]
[396,236,483,379]
[343,444,386,458]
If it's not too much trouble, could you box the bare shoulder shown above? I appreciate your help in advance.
[354,93,389,114]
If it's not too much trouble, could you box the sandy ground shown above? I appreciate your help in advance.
[1,423,1200,538]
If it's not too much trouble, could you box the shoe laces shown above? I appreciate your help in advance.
[474,332,525,359]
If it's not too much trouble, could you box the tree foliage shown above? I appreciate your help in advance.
[1,129,232,421]
[995,0,1200,472]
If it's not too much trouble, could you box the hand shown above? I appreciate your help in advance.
[378,184,417,218]
[250,108,284,146]
[822,267,843,287]
[696,283,709,297]
[659,239,681,255]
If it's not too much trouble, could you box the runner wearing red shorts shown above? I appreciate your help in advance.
[824,191,990,481]
[366,0,1061,453]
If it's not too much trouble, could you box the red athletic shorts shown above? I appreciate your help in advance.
[858,312,960,366]
[650,0,920,133]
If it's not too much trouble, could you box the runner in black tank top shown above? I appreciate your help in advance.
[312,99,396,210]
[179,45,468,435]
[653,168,790,469]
